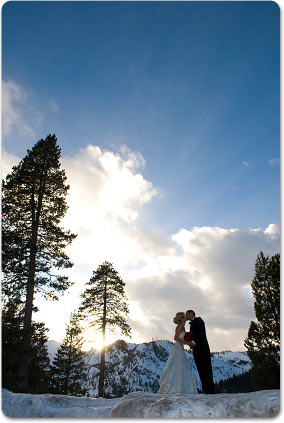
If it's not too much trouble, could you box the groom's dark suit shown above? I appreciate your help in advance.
[190,317,215,394]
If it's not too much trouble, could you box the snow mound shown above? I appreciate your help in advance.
[1,389,120,418]
[2,388,280,418]
[111,390,280,418]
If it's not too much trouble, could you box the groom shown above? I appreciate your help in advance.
[183,310,215,394]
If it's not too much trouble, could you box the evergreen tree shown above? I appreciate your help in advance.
[214,371,254,393]
[2,134,77,392]
[49,312,88,396]
[80,261,131,397]
[2,300,50,393]
[244,251,280,390]
[28,322,51,393]
[2,299,23,391]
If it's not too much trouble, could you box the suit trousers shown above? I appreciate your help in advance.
[193,347,215,394]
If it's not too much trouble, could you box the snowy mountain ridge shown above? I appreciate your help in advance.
[47,339,251,397]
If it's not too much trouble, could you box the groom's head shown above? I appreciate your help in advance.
[186,310,195,321]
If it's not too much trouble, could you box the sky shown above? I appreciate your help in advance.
[1,1,280,352]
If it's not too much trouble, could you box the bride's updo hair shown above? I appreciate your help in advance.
[173,312,185,325]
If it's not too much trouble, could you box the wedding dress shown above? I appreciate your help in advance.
[158,330,197,394]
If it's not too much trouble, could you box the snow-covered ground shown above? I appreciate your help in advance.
[111,390,280,418]
[2,342,280,419]
[1,389,120,418]
[2,388,280,419]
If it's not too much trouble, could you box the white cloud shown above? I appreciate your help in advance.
[58,146,280,351]
[264,223,280,237]
[49,99,60,113]
[1,149,20,178]
[268,158,280,166]
[124,224,280,351]
[62,144,157,229]
[35,219,281,351]
[242,161,250,167]
[2,80,43,137]
[2,144,280,352]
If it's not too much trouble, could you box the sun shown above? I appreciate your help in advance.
[82,329,129,352]
[80,301,146,351]
[82,331,108,352]
[82,336,104,352]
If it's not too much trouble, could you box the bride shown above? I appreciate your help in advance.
[158,312,197,394]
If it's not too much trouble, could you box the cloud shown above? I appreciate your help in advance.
[58,144,279,351]
[62,144,157,227]
[268,158,280,166]
[2,80,43,137]
[1,144,280,352]
[125,224,280,351]
[57,144,159,284]
[242,161,250,167]
[1,149,21,178]
[49,99,60,113]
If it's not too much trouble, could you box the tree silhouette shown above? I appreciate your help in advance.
[80,261,131,397]
[49,312,88,396]
[2,134,77,392]
[2,299,50,393]
[244,251,280,390]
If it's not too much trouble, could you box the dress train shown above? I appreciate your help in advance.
[158,332,197,394]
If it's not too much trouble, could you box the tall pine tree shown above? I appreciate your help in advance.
[2,134,77,392]
[244,251,280,390]
[49,312,88,396]
[80,261,131,397]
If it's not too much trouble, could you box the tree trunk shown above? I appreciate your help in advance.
[17,239,37,392]
[98,284,107,397]
[65,336,73,395]
[18,174,46,392]
[98,342,106,397]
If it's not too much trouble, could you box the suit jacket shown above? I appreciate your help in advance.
[190,317,210,352]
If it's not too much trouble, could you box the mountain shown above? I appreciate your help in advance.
[46,339,251,397]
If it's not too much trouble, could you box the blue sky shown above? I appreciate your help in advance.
[3,1,279,232]
[2,1,280,350]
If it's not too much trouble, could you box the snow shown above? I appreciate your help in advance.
[3,341,278,420]
[212,350,251,372]
[2,388,280,419]
[46,340,254,396]
[112,390,280,418]
[1,389,120,418]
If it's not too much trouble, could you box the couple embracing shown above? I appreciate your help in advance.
[158,310,215,395]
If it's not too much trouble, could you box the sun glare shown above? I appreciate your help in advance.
[82,328,135,352]
[82,332,111,352]
[199,278,211,290]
